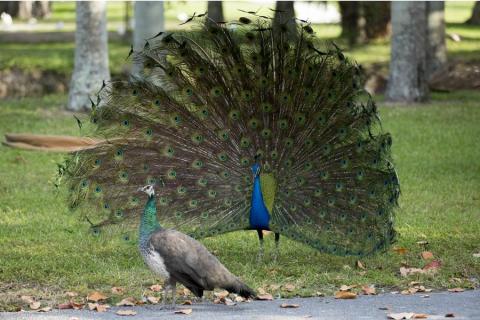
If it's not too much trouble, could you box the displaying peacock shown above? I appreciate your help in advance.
[63,14,399,258]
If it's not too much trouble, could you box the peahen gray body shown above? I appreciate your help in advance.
[138,184,255,307]
[63,14,399,258]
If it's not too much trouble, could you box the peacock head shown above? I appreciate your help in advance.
[138,184,155,197]
[251,163,261,178]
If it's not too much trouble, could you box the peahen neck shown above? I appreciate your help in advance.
[249,174,271,230]
[139,195,161,247]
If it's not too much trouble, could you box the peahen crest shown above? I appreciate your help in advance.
[63,14,399,256]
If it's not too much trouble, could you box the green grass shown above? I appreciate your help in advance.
[1,92,479,311]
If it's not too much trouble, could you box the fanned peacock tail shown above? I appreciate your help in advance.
[64,14,399,256]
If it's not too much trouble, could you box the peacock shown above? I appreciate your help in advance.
[137,184,255,308]
[62,14,399,259]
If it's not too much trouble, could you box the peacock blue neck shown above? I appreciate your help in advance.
[139,195,161,246]
[249,171,271,230]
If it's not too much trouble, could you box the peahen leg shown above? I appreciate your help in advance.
[256,229,264,263]
[169,278,177,309]
[273,232,280,262]
[162,281,170,307]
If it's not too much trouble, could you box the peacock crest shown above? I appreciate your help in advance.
[63,13,400,256]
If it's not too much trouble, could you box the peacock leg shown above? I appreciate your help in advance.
[273,232,280,261]
[256,229,264,263]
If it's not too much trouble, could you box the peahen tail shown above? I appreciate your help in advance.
[223,279,256,299]
[63,14,399,256]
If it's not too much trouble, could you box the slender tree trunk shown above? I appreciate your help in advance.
[426,1,447,79]
[363,1,391,39]
[273,1,297,40]
[132,1,164,75]
[207,1,224,23]
[67,1,110,112]
[339,2,366,46]
[466,1,480,25]
[32,1,51,18]
[385,1,429,103]
[17,1,33,20]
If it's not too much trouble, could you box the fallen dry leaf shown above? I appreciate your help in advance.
[423,260,442,271]
[146,296,159,304]
[234,296,245,302]
[421,251,434,260]
[95,304,109,312]
[214,290,229,299]
[416,240,428,246]
[38,307,52,312]
[149,284,163,292]
[445,313,455,318]
[356,260,366,270]
[57,302,74,310]
[116,297,137,306]
[181,288,191,296]
[175,308,193,315]
[316,291,325,297]
[71,302,84,310]
[473,253,480,258]
[400,267,425,277]
[339,284,355,291]
[413,314,429,319]
[361,285,376,295]
[116,310,137,316]
[111,287,125,295]
[29,302,41,310]
[87,291,108,302]
[387,313,416,320]
[224,298,236,306]
[257,287,267,295]
[448,288,465,293]
[280,303,299,308]
[21,295,34,304]
[256,294,274,301]
[334,291,357,299]
[182,300,192,305]
[283,283,296,292]
[393,247,408,255]
[65,291,78,298]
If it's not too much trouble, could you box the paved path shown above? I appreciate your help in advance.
[1,290,479,320]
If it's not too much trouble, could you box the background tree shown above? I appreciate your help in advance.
[339,2,366,46]
[273,1,296,40]
[426,1,447,79]
[207,1,224,23]
[339,1,390,46]
[67,1,110,112]
[132,1,165,75]
[0,1,50,19]
[466,1,480,25]
[385,1,429,103]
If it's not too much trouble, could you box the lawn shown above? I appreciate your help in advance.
[0,91,479,311]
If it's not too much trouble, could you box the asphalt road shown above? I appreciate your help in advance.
[1,290,479,320]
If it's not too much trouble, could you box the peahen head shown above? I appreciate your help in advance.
[138,184,155,198]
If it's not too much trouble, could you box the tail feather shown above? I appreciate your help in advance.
[223,280,256,299]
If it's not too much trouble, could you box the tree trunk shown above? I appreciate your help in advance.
[132,1,165,75]
[466,1,480,25]
[17,1,33,20]
[207,1,224,23]
[339,2,366,46]
[273,1,297,40]
[363,2,391,39]
[385,1,429,103]
[32,1,51,19]
[426,1,447,79]
[67,1,110,112]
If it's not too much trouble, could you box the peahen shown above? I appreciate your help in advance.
[63,14,399,258]
[137,184,255,308]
